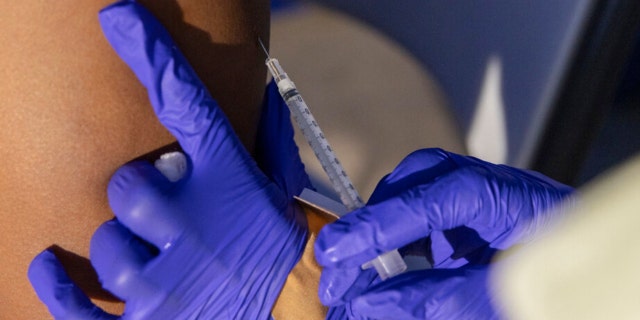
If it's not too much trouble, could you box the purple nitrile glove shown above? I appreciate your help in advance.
[346,265,499,320]
[315,148,574,319]
[28,1,311,319]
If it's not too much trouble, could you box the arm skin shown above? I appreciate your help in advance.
[0,0,268,318]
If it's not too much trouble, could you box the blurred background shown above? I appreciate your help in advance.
[269,0,640,201]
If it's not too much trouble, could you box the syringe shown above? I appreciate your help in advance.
[259,39,407,280]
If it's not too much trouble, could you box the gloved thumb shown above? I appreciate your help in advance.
[255,80,311,198]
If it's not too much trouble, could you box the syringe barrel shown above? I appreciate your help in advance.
[265,57,407,280]
[282,89,363,210]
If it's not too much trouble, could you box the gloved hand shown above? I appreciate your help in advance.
[28,1,311,319]
[315,148,574,319]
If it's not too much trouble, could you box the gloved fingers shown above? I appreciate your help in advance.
[318,267,378,306]
[90,220,158,300]
[402,229,494,268]
[368,148,459,205]
[325,305,350,320]
[315,166,489,268]
[428,230,468,268]
[28,250,118,320]
[107,161,181,250]
[254,80,311,198]
[99,1,244,163]
[439,227,498,266]
[351,267,492,320]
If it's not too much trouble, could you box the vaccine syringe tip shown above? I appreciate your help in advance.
[258,38,270,59]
